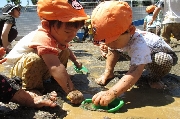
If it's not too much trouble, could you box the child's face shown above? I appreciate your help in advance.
[11,8,21,18]
[106,32,131,49]
[51,22,80,46]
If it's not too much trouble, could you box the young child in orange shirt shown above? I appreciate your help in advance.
[3,0,89,104]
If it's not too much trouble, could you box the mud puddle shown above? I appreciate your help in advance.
[0,42,180,119]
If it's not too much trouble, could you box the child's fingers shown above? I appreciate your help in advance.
[0,47,6,55]
[0,47,5,50]
[0,58,7,64]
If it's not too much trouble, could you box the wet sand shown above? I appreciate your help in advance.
[0,42,180,119]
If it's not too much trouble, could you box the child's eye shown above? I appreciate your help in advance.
[65,31,70,33]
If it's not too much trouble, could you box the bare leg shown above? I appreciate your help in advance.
[95,50,120,85]
[11,89,57,108]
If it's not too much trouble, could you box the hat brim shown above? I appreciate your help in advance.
[3,5,20,15]
[94,33,120,45]
[65,16,89,22]
[105,34,120,44]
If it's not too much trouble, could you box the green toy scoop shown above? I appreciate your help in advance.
[81,98,124,113]
[73,63,89,74]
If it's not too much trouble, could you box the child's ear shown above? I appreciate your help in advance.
[41,19,50,30]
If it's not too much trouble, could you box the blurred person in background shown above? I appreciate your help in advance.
[0,4,21,53]
[149,0,180,46]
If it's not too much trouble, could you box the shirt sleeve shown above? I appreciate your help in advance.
[5,15,15,24]
[144,16,147,22]
[29,30,59,56]
[129,35,152,66]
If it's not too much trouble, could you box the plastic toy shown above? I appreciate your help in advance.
[73,63,89,74]
[81,98,124,113]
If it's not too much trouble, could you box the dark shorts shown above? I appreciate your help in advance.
[0,74,22,103]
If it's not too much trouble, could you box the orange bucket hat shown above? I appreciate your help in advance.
[146,5,156,13]
[37,0,88,22]
[91,1,133,44]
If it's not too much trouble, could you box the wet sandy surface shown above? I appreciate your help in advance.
[0,42,180,119]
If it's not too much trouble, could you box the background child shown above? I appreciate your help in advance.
[81,20,89,41]
[0,4,21,53]
[87,19,93,42]
[91,1,178,106]
[149,0,180,45]
[143,5,157,34]
[0,47,57,108]
[154,1,164,36]
[3,0,88,104]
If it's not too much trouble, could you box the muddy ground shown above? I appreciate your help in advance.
[0,40,180,119]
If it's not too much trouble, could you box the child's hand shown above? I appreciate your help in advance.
[99,44,108,57]
[67,90,84,104]
[0,47,6,58]
[0,47,7,64]
[92,90,116,106]
[0,58,7,64]
[74,61,82,69]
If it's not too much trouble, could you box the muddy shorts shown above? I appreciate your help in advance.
[10,49,70,90]
[145,52,178,82]
[0,74,22,103]
[161,23,180,43]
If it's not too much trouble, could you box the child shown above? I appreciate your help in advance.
[91,1,178,106]
[0,47,57,108]
[149,0,180,44]
[81,20,89,41]
[154,1,164,36]
[143,5,157,34]
[87,19,93,41]
[0,4,21,53]
[3,0,88,104]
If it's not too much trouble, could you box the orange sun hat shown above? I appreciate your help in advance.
[146,5,156,13]
[91,1,132,44]
[37,0,88,22]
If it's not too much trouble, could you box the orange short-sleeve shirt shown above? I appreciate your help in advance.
[29,28,67,56]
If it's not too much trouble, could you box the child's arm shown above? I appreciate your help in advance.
[1,23,12,50]
[42,54,74,93]
[99,43,108,58]
[92,64,145,106]
[143,17,147,31]
[149,7,161,25]
[42,54,83,104]
[68,48,82,69]
[143,21,147,31]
